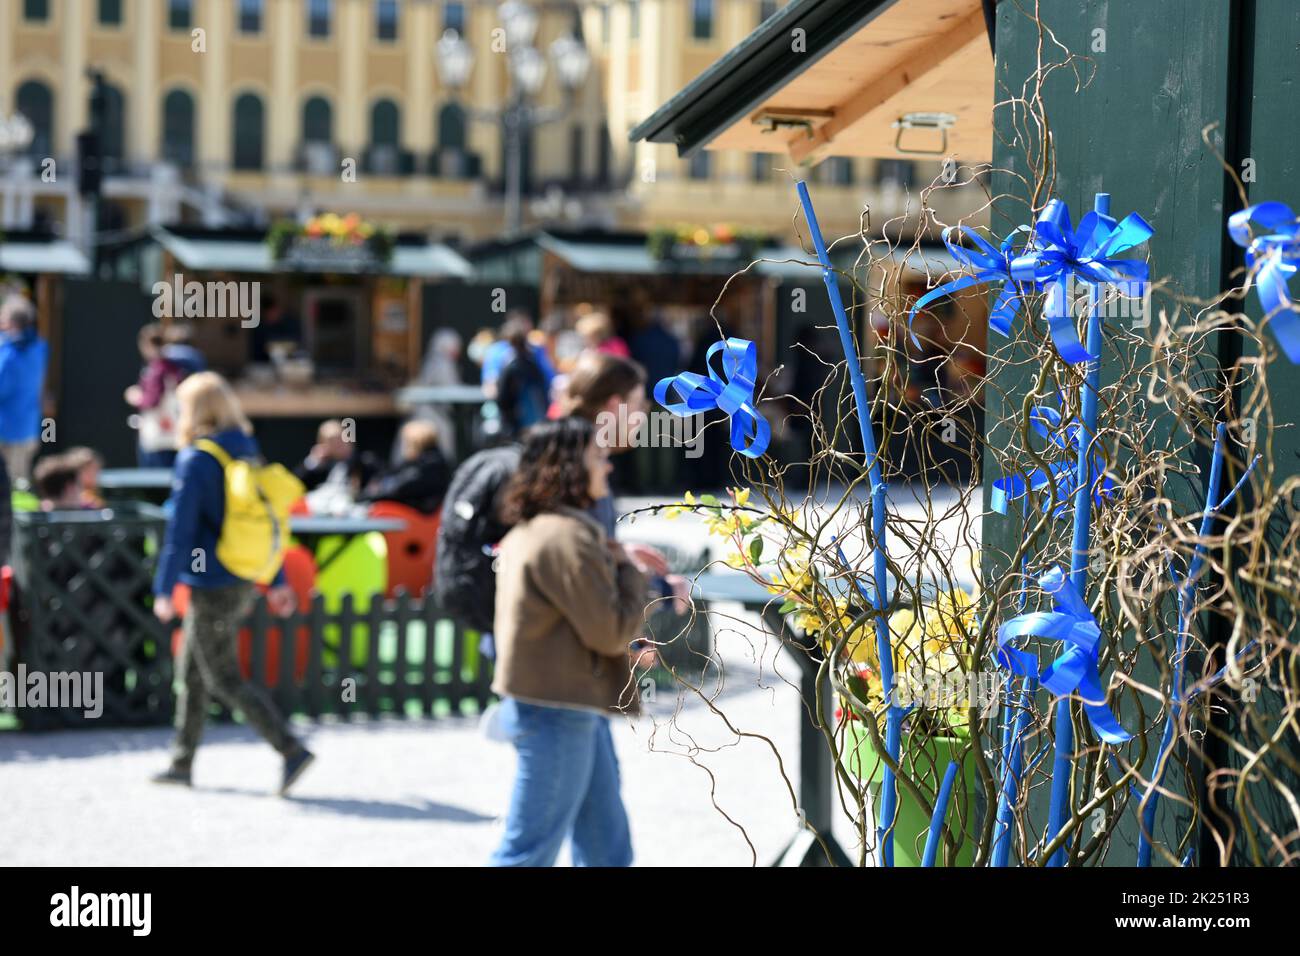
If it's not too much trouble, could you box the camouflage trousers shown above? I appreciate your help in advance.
[170,583,300,770]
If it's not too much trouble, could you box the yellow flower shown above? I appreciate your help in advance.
[723,550,748,570]
[661,491,696,520]
[765,555,815,597]
[731,487,751,508]
[703,511,742,537]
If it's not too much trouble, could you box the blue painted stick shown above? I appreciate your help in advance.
[991,683,1033,866]
[922,761,961,867]
[1044,192,1110,867]
[1138,426,1258,866]
[992,552,1032,865]
[795,180,900,866]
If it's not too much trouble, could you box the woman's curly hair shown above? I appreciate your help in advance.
[501,417,594,522]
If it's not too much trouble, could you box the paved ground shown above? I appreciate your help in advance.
[0,631,851,866]
[0,489,965,866]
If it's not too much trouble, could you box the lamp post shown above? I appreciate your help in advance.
[435,2,590,234]
[0,110,35,231]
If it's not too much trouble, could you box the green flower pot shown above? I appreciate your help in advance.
[842,719,976,867]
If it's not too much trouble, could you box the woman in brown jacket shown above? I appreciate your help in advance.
[488,417,648,867]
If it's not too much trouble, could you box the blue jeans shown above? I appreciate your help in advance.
[489,698,633,867]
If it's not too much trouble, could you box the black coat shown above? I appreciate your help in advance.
[358,450,452,516]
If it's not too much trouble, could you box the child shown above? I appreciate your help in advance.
[63,447,105,509]
[33,455,84,511]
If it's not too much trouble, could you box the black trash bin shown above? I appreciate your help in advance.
[6,503,173,729]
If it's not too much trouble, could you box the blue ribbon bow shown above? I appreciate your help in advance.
[1227,201,1300,363]
[1009,199,1153,364]
[907,224,1031,346]
[997,566,1131,745]
[991,403,1114,517]
[654,337,771,458]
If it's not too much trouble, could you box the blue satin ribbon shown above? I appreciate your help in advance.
[1009,199,1153,364]
[654,336,771,458]
[997,566,1131,745]
[991,403,1114,517]
[1227,201,1300,363]
[907,225,1031,345]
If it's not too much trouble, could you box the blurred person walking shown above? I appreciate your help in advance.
[494,319,552,437]
[0,295,48,483]
[124,324,190,468]
[436,352,683,656]
[489,417,648,867]
[576,311,630,359]
[150,372,314,794]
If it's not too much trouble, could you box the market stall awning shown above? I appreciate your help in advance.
[152,227,473,279]
[536,233,820,280]
[629,0,993,164]
[0,239,91,275]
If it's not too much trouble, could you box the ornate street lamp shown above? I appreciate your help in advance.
[0,110,34,157]
[435,2,590,234]
[0,110,34,231]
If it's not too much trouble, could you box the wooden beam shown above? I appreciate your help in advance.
[786,5,987,165]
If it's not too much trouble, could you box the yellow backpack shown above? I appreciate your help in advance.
[194,438,305,585]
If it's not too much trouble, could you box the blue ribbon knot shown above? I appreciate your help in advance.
[997,566,1131,745]
[991,403,1114,517]
[908,224,1031,345]
[654,337,771,459]
[1010,199,1153,364]
[1227,201,1300,363]
[908,199,1152,365]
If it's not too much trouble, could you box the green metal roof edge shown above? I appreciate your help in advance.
[628,0,899,158]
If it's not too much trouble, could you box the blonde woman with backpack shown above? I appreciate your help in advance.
[150,372,314,794]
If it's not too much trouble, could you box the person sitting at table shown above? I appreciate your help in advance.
[63,446,105,509]
[358,420,451,516]
[33,455,85,511]
[294,419,381,496]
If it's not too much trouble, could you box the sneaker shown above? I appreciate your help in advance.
[280,748,315,797]
[150,766,192,787]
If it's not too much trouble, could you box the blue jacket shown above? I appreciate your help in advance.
[153,428,284,595]
[0,329,48,443]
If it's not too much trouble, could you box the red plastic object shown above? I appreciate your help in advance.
[367,501,440,598]
[168,548,316,687]
[237,545,315,685]
[0,565,12,655]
